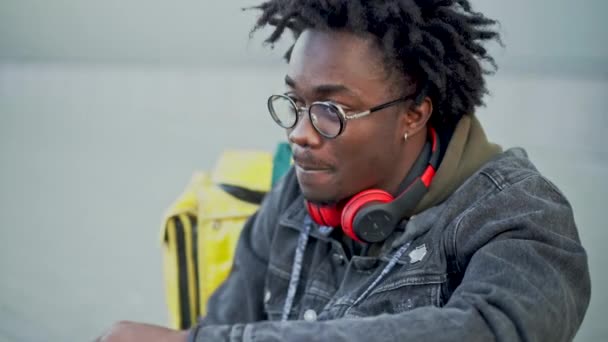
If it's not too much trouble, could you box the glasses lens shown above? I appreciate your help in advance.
[268,95,297,128]
[309,103,343,138]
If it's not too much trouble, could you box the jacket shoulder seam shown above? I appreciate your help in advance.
[451,172,539,272]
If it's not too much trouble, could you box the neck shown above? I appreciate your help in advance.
[382,128,428,196]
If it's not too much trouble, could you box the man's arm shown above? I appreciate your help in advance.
[188,174,590,342]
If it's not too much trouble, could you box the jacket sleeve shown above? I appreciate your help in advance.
[190,174,591,342]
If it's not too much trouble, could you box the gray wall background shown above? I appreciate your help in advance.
[0,1,606,341]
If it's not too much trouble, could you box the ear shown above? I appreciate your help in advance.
[401,96,433,137]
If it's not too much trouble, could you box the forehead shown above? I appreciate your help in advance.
[286,29,390,96]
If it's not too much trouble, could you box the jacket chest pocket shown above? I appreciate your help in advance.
[262,264,293,321]
[344,273,447,318]
[263,264,336,321]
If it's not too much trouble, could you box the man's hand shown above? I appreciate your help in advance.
[95,321,189,342]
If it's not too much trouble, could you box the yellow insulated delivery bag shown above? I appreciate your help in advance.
[160,145,291,329]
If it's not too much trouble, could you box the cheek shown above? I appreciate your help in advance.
[336,120,400,184]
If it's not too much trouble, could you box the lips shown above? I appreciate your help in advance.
[292,152,332,171]
[294,161,332,172]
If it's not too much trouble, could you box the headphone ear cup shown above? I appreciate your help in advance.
[305,201,342,227]
[341,189,394,241]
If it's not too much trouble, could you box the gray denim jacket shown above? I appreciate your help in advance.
[189,148,590,342]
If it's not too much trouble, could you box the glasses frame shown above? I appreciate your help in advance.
[267,94,414,139]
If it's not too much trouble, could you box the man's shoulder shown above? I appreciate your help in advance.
[476,147,568,200]
[442,147,571,221]
[478,147,541,188]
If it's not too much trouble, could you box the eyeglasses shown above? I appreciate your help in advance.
[267,94,414,139]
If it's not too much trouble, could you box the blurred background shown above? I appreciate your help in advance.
[0,0,606,341]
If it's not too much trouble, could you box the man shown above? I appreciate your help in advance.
[98,0,590,341]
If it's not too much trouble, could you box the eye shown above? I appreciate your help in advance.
[327,100,352,113]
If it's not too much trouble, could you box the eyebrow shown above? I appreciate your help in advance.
[284,75,357,98]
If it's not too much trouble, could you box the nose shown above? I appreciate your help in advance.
[288,110,322,148]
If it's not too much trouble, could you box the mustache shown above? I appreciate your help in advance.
[292,150,334,170]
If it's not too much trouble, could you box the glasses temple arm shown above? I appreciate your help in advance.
[368,96,411,113]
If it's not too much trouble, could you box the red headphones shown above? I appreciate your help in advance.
[305,127,440,243]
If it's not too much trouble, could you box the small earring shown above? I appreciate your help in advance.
[403,132,409,141]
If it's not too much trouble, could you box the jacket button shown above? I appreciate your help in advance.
[332,253,345,266]
[303,309,317,322]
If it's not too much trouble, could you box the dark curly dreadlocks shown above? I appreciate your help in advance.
[249,0,500,129]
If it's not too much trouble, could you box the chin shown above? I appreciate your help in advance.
[295,167,350,204]
[299,185,340,205]
[301,187,331,203]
